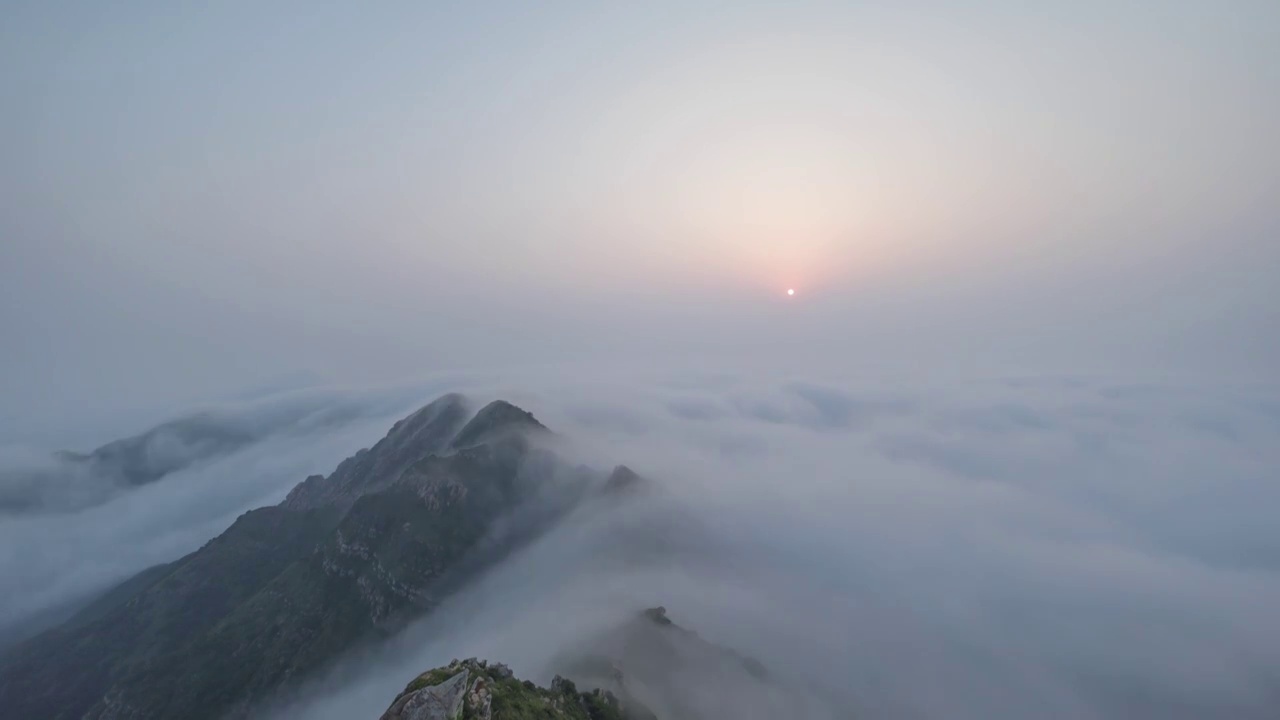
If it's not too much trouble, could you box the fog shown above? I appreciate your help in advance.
[2,369,1278,716]
[236,373,1279,719]
[0,382,455,646]
[3,1,1279,440]
[2,1,1278,717]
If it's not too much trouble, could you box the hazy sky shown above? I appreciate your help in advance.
[3,7,1278,716]
[2,0,1277,440]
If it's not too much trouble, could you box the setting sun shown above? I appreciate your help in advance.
[787,288,795,296]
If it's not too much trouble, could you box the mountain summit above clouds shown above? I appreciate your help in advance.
[0,395,598,720]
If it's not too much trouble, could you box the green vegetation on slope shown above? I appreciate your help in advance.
[382,659,629,720]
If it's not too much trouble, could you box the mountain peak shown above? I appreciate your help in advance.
[604,465,643,494]
[641,606,672,626]
[450,400,546,449]
[281,393,469,510]
[387,393,467,440]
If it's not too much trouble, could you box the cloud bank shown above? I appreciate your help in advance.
[4,371,1275,716]
[260,373,1280,719]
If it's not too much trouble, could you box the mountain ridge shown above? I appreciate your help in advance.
[0,394,593,720]
[0,393,386,515]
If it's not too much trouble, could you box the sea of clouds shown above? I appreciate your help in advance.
[3,371,1278,718]
[276,372,1280,720]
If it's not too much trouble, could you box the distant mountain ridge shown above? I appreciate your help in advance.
[0,395,614,720]
[0,393,381,514]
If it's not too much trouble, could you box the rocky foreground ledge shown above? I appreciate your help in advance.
[379,657,630,720]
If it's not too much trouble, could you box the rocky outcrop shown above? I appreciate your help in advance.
[381,666,469,720]
[381,659,627,720]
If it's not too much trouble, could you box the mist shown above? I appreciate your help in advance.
[2,1,1277,717]
[0,382,458,646]
[240,373,1280,719]
[3,1,1279,441]
[2,369,1277,716]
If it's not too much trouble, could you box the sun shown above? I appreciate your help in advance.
[787,288,795,296]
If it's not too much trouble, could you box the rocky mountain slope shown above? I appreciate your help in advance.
[0,395,617,720]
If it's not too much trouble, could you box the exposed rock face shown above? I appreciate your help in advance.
[381,667,469,720]
[0,395,590,720]
[381,659,627,720]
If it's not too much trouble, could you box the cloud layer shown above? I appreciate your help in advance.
[262,373,1280,719]
[4,372,1275,716]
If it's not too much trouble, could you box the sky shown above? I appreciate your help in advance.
[2,0,1278,439]
[3,6,1278,715]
